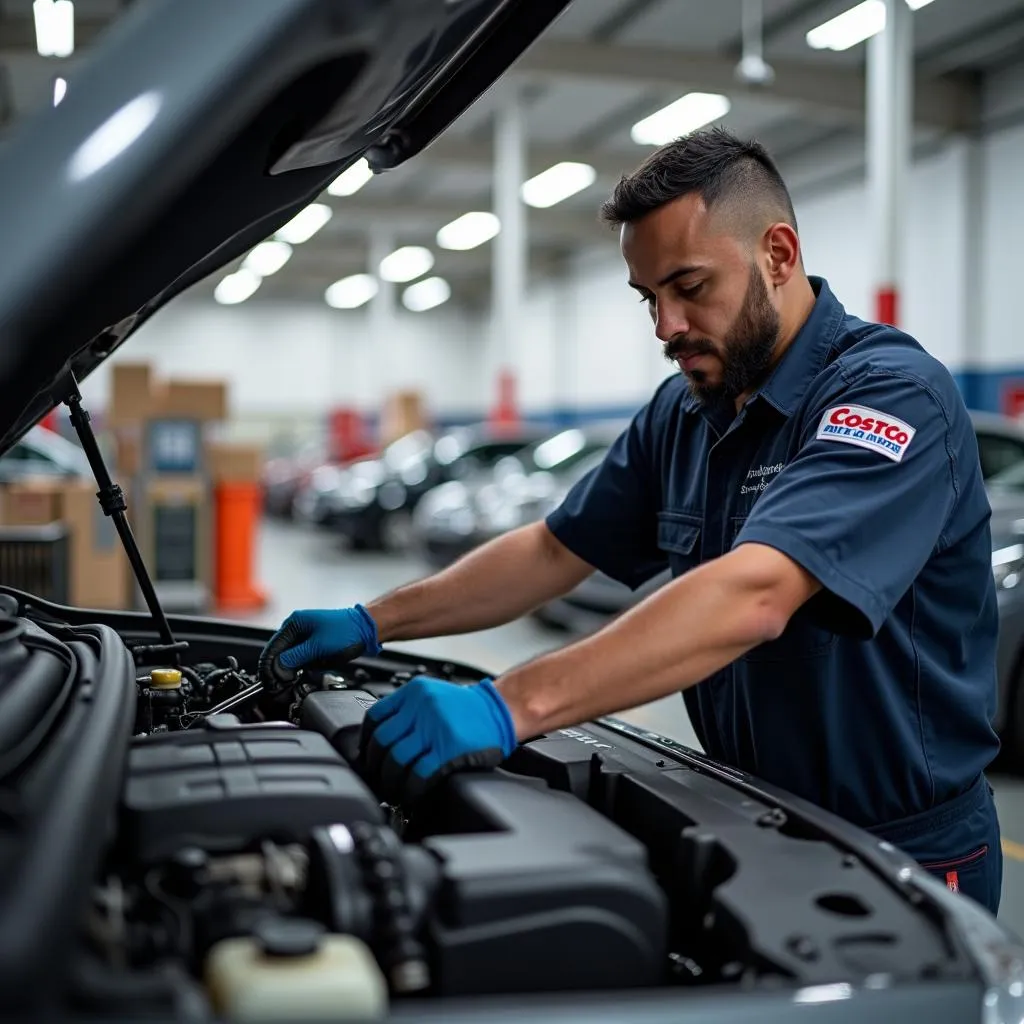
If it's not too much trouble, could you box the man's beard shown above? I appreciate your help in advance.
[664,264,780,406]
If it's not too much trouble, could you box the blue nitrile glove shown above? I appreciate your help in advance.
[258,605,381,688]
[359,675,517,803]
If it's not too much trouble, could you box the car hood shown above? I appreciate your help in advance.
[0,0,572,456]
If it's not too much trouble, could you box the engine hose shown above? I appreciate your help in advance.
[350,822,431,994]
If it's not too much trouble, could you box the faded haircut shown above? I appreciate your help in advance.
[599,127,797,238]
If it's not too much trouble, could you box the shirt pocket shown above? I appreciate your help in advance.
[656,510,702,575]
[731,515,837,663]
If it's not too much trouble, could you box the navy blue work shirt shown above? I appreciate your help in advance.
[546,276,1000,832]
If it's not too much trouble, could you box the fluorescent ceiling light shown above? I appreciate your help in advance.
[521,162,597,208]
[53,76,66,106]
[402,277,451,312]
[214,268,261,305]
[807,0,939,51]
[379,245,435,283]
[436,211,500,251]
[328,157,373,197]
[274,203,332,245]
[34,0,74,57]
[326,273,378,309]
[630,93,731,146]
[242,240,292,277]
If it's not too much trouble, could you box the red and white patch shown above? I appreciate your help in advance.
[816,404,916,463]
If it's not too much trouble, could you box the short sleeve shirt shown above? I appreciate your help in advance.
[546,277,1000,831]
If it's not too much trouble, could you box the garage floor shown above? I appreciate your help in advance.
[245,518,1024,936]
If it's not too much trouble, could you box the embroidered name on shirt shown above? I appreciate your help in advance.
[740,462,783,495]
[816,405,916,463]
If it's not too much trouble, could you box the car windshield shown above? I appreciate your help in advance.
[987,461,1024,490]
[519,429,606,476]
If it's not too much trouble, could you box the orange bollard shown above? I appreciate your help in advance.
[214,481,267,612]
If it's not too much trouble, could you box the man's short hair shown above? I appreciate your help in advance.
[600,127,798,235]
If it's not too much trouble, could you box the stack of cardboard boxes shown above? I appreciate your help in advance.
[0,361,266,613]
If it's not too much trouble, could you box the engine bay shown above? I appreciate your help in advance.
[0,590,977,1019]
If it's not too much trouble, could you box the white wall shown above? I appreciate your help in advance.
[82,301,486,428]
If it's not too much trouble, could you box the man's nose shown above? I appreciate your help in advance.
[653,300,689,343]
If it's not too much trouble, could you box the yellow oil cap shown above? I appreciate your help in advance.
[150,668,183,690]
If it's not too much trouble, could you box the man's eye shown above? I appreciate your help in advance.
[677,282,703,299]
[637,293,654,304]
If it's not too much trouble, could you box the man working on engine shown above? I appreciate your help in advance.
[261,128,1003,912]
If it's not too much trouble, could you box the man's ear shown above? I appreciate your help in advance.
[764,222,800,286]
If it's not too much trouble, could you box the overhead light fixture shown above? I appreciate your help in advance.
[33,0,74,57]
[436,211,500,251]
[214,268,261,305]
[806,0,885,49]
[327,158,373,197]
[274,203,332,245]
[325,273,379,309]
[630,93,731,146]
[379,245,434,283]
[402,277,451,312]
[521,162,597,208]
[806,0,934,52]
[242,240,292,277]
[53,76,67,106]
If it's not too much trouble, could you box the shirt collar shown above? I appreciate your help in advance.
[753,276,845,417]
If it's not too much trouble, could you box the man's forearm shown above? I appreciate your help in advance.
[495,543,820,738]
[366,522,593,644]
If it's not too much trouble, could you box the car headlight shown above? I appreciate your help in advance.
[993,543,1024,591]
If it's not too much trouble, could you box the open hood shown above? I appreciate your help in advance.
[0,0,573,456]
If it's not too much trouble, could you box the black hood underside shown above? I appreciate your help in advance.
[0,0,572,455]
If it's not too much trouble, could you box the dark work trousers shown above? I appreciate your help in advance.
[870,773,1002,914]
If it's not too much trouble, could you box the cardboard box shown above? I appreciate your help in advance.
[380,391,428,447]
[0,479,131,609]
[206,442,264,483]
[0,479,64,526]
[60,481,132,609]
[108,363,155,428]
[114,427,142,477]
[156,380,228,422]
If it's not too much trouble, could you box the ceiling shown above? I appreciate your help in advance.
[1,0,1023,309]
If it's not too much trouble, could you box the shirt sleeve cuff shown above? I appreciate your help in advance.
[544,508,651,591]
[733,522,888,638]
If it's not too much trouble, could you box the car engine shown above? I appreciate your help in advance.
[0,592,971,1020]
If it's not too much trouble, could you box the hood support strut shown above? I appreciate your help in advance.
[61,373,178,658]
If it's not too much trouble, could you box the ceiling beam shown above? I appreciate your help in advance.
[515,39,980,133]
[416,135,638,182]
[316,197,612,248]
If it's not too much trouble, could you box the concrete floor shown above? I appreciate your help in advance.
[239,517,1024,935]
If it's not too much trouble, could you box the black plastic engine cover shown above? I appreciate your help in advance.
[121,723,383,863]
[419,773,668,994]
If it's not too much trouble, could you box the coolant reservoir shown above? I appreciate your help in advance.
[205,918,388,1021]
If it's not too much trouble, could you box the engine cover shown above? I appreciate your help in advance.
[121,722,383,863]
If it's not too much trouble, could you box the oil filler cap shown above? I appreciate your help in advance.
[150,668,182,690]
[254,917,325,959]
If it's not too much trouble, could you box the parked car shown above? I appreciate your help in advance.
[979,463,1024,764]
[261,438,331,518]
[413,423,624,567]
[323,425,548,551]
[973,409,1024,479]
[0,424,91,483]
[2,2,1023,1020]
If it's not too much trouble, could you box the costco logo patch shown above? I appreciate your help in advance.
[816,405,916,463]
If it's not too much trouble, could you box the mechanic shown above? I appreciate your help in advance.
[261,128,1003,913]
